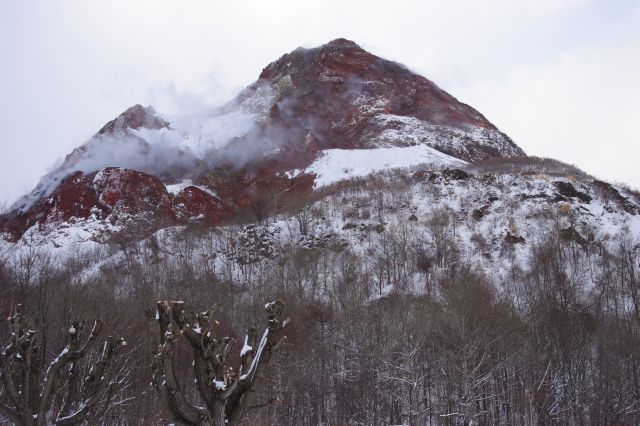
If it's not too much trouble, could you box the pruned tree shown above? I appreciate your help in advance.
[152,300,288,425]
[0,304,130,425]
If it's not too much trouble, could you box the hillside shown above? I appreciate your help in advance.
[1,39,640,425]
[2,155,640,424]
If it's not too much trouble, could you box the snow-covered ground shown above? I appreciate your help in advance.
[294,145,466,188]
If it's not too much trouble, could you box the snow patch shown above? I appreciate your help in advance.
[297,145,466,188]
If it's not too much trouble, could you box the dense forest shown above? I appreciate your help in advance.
[2,161,640,425]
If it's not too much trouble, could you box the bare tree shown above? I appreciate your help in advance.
[0,304,130,426]
[250,198,269,225]
[152,300,288,425]
[294,206,313,236]
[426,208,451,268]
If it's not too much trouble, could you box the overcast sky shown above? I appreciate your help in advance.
[1,0,639,206]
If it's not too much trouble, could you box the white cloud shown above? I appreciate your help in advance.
[456,15,640,188]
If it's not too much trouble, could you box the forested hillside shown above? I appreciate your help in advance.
[2,156,639,424]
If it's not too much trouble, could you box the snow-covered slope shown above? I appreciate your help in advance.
[3,160,638,303]
[296,145,466,188]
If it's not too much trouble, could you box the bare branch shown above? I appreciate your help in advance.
[153,299,289,426]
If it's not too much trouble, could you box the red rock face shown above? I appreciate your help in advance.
[47,172,102,221]
[93,167,174,221]
[0,171,101,240]
[1,168,230,241]
[236,38,524,160]
[172,186,229,225]
[260,39,484,132]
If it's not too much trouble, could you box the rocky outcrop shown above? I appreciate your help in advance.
[236,38,524,161]
[553,181,592,204]
[0,171,100,240]
[172,186,228,225]
[97,104,169,135]
[0,168,233,242]
[92,168,175,236]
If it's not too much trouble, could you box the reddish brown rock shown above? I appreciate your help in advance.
[0,171,101,240]
[234,38,524,161]
[46,171,102,222]
[172,186,229,225]
[97,104,169,135]
[93,167,175,234]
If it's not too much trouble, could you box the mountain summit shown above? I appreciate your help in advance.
[1,39,524,242]
[242,38,523,160]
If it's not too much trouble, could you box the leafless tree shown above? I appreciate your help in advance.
[0,305,130,425]
[152,300,288,425]
[294,206,313,236]
[426,208,452,268]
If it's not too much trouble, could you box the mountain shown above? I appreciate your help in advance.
[0,39,523,242]
[2,39,640,425]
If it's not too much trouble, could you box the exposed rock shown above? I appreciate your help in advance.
[560,227,589,247]
[94,168,172,215]
[97,104,169,135]
[472,209,486,221]
[252,38,523,162]
[441,168,470,181]
[232,225,279,264]
[504,232,526,244]
[0,171,101,240]
[553,181,592,203]
[591,179,637,214]
[172,186,229,225]
[481,174,497,185]
[92,167,175,237]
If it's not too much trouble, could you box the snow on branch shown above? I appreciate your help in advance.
[0,304,131,426]
[152,299,289,426]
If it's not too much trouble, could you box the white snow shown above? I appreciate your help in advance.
[240,335,253,357]
[165,179,218,198]
[297,145,466,188]
[240,329,269,382]
[165,180,194,195]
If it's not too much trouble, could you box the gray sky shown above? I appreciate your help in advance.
[1,0,639,207]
